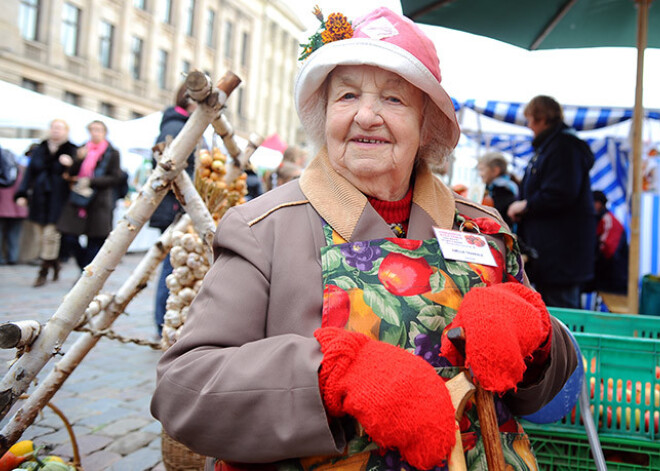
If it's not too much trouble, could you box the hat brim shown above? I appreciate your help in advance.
[294,38,460,149]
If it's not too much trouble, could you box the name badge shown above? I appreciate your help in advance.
[433,228,497,267]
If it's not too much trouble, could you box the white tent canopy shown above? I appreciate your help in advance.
[0,80,124,144]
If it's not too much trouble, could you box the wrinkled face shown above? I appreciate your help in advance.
[49,120,68,142]
[325,65,424,189]
[88,123,107,143]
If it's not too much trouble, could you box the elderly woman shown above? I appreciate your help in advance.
[152,8,577,471]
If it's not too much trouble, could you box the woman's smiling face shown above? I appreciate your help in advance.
[325,65,425,199]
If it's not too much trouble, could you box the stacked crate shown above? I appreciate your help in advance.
[523,308,660,470]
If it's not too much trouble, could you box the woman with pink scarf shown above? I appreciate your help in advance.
[57,120,122,272]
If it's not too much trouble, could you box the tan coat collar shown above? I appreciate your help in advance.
[299,147,456,242]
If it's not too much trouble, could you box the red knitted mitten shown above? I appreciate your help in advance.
[440,282,552,394]
[314,327,456,470]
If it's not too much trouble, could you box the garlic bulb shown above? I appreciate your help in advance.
[165,273,182,294]
[164,310,183,328]
[178,287,196,303]
[166,294,184,311]
[181,233,197,253]
[170,246,188,267]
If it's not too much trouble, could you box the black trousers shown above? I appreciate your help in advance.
[61,233,105,270]
[534,282,582,309]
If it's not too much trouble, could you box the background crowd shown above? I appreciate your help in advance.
[0,91,627,320]
[0,117,126,287]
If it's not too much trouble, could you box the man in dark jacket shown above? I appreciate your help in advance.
[150,83,197,336]
[508,95,596,308]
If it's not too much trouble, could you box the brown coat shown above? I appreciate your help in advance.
[151,149,577,466]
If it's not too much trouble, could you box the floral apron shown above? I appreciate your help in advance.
[218,213,539,471]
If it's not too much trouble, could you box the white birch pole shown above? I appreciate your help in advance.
[211,115,264,183]
[0,216,192,448]
[171,168,217,251]
[0,321,41,349]
[0,71,241,432]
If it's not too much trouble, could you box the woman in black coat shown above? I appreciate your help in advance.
[57,120,122,271]
[15,119,77,287]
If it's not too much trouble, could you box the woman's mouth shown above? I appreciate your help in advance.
[351,137,389,144]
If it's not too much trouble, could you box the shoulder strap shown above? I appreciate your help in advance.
[93,148,113,177]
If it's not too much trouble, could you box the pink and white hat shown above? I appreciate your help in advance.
[294,7,460,153]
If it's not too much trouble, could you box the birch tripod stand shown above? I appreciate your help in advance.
[0,70,261,460]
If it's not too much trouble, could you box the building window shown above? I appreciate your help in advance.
[157,49,169,89]
[223,20,233,59]
[161,0,172,24]
[133,0,146,10]
[22,78,41,92]
[99,20,114,69]
[19,0,40,41]
[63,91,80,106]
[130,36,143,80]
[240,31,249,67]
[100,102,114,117]
[61,3,80,56]
[184,0,195,36]
[205,9,215,48]
[181,60,191,76]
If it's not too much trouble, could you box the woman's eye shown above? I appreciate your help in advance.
[386,96,402,104]
[341,92,356,100]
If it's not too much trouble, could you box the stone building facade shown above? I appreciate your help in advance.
[1,0,305,143]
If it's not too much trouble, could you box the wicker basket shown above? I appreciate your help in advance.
[161,429,208,471]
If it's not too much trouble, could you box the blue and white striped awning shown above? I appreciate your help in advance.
[457,99,660,131]
[464,132,629,231]
[457,97,660,283]
[464,131,660,279]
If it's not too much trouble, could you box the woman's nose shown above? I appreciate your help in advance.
[354,98,384,128]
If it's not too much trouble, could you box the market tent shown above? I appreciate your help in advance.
[402,0,658,316]
[0,80,155,180]
[0,80,124,145]
[454,97,660,279]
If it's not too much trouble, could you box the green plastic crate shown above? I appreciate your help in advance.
[523,309,660,468]
[523,333,660,443]
[548,307,660,339]
[530,431,660,471]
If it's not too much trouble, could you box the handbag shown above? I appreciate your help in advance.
[69,179,95,208]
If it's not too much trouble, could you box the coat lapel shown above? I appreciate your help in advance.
[300,148,457,242]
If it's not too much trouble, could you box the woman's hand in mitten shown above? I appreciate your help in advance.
[440,282,551,394]
[314,327,456,470]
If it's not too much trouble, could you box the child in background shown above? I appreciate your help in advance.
[477,152,519,227]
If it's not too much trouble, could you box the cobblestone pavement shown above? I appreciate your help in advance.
[0,254,168,470]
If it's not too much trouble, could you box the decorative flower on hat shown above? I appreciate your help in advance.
[299,6,353,61]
